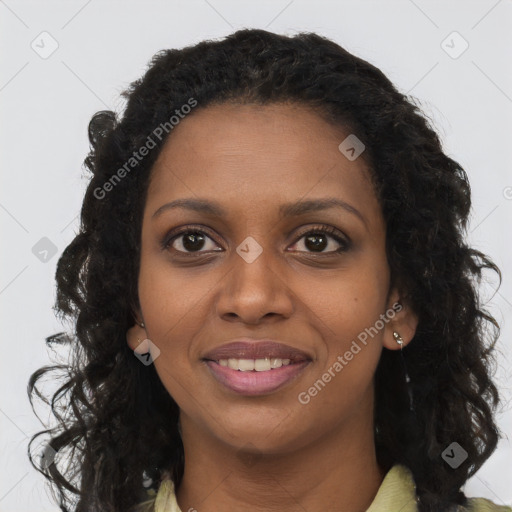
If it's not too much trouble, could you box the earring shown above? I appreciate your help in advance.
[139,321,145,328]
[126,323,149,354]
[393,331,415,412]
[393,331,404,347]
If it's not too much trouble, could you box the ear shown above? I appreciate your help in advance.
[382,287,418,351]
[126,323,150,354]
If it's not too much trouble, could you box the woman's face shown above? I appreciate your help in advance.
[134,102,416,455]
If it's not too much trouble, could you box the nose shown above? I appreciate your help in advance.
[215,244,294,325]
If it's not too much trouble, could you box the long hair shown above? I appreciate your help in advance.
[27,28,503,512]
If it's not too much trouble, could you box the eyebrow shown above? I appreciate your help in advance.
[152,197,366,225]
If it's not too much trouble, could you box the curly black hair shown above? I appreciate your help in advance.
[27,28,504,512]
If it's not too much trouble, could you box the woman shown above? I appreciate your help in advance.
[28,29,511,512]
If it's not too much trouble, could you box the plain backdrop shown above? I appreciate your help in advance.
[1,1,511,510]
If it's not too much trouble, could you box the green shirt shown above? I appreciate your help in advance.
[132,463,512,512]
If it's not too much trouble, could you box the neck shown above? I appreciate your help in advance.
[175,406,386,512]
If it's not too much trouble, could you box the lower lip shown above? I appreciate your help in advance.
[204,360,311,396]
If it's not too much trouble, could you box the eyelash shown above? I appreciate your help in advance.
[161,224,351,257]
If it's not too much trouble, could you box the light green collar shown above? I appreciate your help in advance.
[366,464,419,512]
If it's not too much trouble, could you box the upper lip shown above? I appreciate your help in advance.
[202,339,313,363]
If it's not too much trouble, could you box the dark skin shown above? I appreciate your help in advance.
[128,102,418,512]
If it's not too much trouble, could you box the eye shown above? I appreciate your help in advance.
[162,227,221,255]
[288,225,350,254]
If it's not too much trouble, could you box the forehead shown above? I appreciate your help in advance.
[145,102,381,229]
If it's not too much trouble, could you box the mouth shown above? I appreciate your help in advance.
[208,356,296,370]
[201,339,313,396]
[203,359,311,396]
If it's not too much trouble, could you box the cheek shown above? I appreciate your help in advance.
[137,251,222,402]
[138,264,199,404]
[296,296,385,424]
[138,248,211,335]
[304,258,389,343]
[302,257,388,393]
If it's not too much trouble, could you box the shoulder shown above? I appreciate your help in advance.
[464,497,512,512]
[375,464,511,512]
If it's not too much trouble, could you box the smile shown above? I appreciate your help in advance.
[204,358,311,396]
[218,357,291,371]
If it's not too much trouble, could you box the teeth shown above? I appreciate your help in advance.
[218,358,292,371]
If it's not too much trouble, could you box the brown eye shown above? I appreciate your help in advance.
[289,226,350,254]
[164,229,222,254]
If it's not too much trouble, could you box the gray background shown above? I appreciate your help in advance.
[1,0,511,510]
